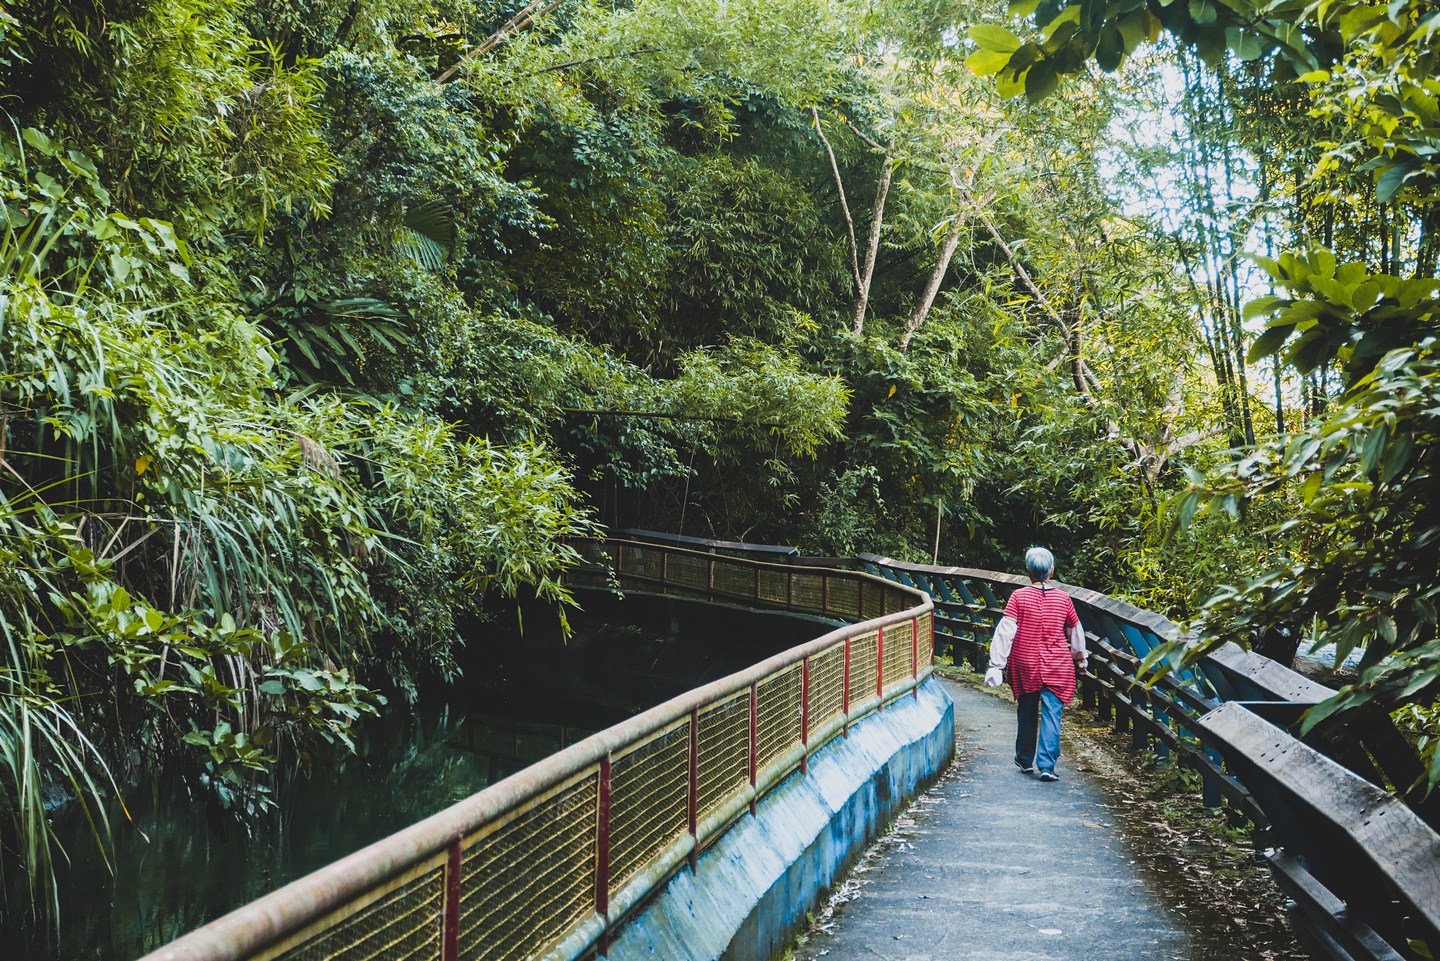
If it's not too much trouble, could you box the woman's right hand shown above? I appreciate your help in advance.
[984,667,1004,687]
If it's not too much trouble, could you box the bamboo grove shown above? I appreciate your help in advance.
[1,0,1438,914]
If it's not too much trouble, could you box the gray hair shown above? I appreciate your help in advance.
[1024,546,1055,582]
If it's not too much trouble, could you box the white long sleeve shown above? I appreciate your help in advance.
[1069,622,1086,658]
[989,616,1017,670]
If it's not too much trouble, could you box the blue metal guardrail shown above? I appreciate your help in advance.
[861,552,1440,961]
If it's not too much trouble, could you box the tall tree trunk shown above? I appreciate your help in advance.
[811,107,862,293]
[898,202,966,349]
[853,149,893,335]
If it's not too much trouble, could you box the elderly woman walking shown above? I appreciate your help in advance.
[983,547,1087,782]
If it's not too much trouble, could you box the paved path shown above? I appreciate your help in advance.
[794,679,1195,961]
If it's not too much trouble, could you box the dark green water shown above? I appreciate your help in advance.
[6,592,828,960]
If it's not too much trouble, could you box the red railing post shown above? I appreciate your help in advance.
[748,681,759,815]
[597,755,612,952]
[912,617,919,698]
[876,626,884,710]
[800,657,810,775]
[842,636,851,736]
[688,708,699,871]
[443,837,462,961]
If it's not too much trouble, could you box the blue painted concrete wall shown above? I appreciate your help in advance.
[608,678,956,961]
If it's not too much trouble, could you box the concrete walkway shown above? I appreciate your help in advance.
[793,679,1194,961]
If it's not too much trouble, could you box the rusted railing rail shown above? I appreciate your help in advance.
[141,539,933,961]
[861,552,1440,961]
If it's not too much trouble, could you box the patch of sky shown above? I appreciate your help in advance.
[1095,44,1311,413]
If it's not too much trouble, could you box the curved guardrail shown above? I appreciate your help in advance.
[858,553,1330,811]
[860,552,1440,961]
[140,539,934,961]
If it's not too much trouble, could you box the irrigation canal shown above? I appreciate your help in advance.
[7,594,824,961]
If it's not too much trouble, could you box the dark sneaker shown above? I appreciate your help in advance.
[1037,770,1059,782]
[1014,758,1034,774]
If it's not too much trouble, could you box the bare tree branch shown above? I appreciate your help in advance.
[812,106,862,292]
[436,0,568,83]
[899,200,967,349]
[961,186,1161,477]
[853,144,894,335]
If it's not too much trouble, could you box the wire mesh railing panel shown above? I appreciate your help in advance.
[827,577,861,618]
[696,692,750,821]
[756,664,803,775]
[574,540,610,566]
[849,631,878,703]
[711,558,755,599]
[882,624,911,691]
[757,569,790,606]
[861,581,884,620]
[918,614,934,667]
[457,775,599,961]
[667,552,710,591]
[564,567,609,590]
[270,865,444,961]
[609,722,689,895]
[807,644,846,737]
[618,544,663,580]
[789,572,825,611]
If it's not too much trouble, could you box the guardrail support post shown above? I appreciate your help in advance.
[911,618,919,698]
[597,755,611,954]
[842,636,851,736]
[786,570,794,607]
[876,626,884,710]
[1202,747,1222,808]
[688,709,699,871]
[749,682,759,815]
[801,658,810,775]
[443,836,461,961]
[1132,687,1150,752]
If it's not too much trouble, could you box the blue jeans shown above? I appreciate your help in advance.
[1016,689,1063,774]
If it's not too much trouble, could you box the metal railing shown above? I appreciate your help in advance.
[861,552,1440,961]
[142,539,934,961]
[858,553,1329,812]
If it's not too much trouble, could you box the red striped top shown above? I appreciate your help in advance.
[1004,585,1080,703]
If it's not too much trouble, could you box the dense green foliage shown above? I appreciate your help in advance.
[964,0,1440,778]
[3,0,1437,913]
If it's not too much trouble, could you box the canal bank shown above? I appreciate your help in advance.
[5,595,823,961]
[609,676,955,961]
